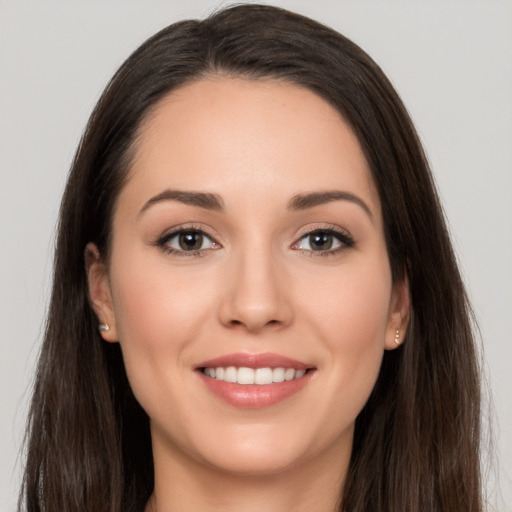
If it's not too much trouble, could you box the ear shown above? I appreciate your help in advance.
[85,242,118,343]
[384,274,411,350]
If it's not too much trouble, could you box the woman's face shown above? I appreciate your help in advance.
[88,77,408,477]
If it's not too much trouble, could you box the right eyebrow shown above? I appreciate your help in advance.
[138,189,225,217]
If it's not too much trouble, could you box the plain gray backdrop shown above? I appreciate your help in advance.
[1,1,511,510]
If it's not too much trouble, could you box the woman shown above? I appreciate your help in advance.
[20,4,482,511]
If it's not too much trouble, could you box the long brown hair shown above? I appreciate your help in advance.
[20,4,482,511]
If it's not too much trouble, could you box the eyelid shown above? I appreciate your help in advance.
[291,224,355,254]
[156,224,222,256]
[154,222,354,257]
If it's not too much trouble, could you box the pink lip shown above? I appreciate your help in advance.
[196,352,310,370]
[195,352,315,409]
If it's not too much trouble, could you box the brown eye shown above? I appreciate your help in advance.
[308,232,334,251]
[178,231,204,251]
[292,228,354,254]
[159,229,219,255]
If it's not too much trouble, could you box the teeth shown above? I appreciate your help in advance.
[272,367,285,383]
[202,366,307,385]
[255,367,273,385]
[224,366,237,383]
[238,367,255,384]
[284,368,295,381]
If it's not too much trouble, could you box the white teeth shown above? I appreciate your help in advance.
[284,368,295,381]
[237,367,255,384]
[224,366,237,383]
[202,366,307,385]
[255,367,273,385]
[295,369,306,379]
[272,367,285,383]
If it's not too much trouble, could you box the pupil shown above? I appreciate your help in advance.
[311,232,332,250]
[179,232,203,251]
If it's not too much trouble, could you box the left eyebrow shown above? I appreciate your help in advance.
[287,190,374,221]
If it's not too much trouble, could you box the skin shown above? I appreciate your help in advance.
[87,77,409,512]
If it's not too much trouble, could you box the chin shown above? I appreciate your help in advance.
[183,419,348,478]
[200,442,308,477]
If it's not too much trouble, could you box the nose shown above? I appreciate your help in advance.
[218,246,293,333]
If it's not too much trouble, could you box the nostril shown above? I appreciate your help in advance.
[225,317,284,333]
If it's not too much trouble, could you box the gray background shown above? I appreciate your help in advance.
[1,1,511,510]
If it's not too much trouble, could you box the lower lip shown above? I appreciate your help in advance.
[198,371,314,409]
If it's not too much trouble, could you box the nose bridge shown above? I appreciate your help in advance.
[219,233,292,332]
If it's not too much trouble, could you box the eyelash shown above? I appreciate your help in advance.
[156,226,219,257]
[156,225,355,257]
[292,227,355,257]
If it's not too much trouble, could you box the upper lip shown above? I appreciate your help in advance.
[196,352,312,370]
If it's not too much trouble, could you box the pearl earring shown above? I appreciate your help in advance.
[99,323,110,333]
[394,329,400,345]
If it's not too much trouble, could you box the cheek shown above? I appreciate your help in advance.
[111,248,214,339]
[300,254,392,343]
[108,251,215,402]
[297,258,392,412]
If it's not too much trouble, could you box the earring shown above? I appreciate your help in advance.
[99,323,110,333]
[394,329,400,345]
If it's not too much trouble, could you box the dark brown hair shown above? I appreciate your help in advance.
[20,4,482,511]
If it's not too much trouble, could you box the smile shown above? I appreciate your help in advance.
[201,366,307,385]
[196,353,315,408]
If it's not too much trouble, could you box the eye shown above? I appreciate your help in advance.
[158,228,219,255]
[292,228,354,254]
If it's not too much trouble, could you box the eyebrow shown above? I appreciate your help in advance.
[287,190,374,220]
[138,189,224,216]
[138,188,373,220]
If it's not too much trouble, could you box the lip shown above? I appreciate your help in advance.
[195,352,315,409]
[196,352,310,370]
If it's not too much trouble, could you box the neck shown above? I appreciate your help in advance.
[145,435,350,512]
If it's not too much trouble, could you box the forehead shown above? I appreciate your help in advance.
[121,77,379,216]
